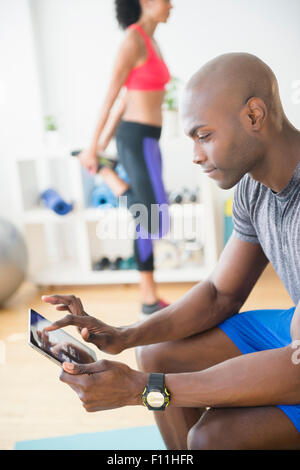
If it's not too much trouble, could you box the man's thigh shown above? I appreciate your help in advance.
[136,326,242,373]
[188,406,300,450]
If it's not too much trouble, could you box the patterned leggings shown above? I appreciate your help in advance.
[115,120,169,271]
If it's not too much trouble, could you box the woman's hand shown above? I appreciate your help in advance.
[78,147,99,174]
[42,295,126,355]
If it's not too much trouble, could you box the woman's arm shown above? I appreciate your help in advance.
[80,30,142,173]
[98,91,127,151]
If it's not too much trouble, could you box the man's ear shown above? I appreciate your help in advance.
[244,97,267,131]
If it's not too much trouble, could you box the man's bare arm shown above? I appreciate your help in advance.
[164,343,300,408]
[123,235,269,348]
[42,236,269,354]
[59,309,300,412]
[162,301,300,409]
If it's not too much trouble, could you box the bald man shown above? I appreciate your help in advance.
[42,53,300,450]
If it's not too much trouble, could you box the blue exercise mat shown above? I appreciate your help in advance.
[115,163,130,184]
[89,163,130,209]
[41,188,73,216]
[90,183,118,209]
[14,425,166,450]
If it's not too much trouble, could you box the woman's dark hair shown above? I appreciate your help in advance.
[114,0,142,29]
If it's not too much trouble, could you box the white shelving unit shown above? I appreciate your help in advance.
[13,137,219,286]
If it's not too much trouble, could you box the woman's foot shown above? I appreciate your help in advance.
[71,150,129,197]
[99,166,130,197]
[140,299,170,318]
[139,271,168,317]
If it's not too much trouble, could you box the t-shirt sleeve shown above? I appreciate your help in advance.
[232,178,260,244]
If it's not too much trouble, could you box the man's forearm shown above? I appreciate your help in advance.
[122,279,242,349]
[164,345,300,408]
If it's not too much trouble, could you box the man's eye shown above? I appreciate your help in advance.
[197,133,210,141]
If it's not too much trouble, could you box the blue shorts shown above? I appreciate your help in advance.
[219,306,300,433]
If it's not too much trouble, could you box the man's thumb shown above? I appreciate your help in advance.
[81,328,101,347]
[62,361,96,375]
[81,327,91,341]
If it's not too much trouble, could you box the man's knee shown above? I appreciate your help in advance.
[187,409,227,450]
[135,344,168,373]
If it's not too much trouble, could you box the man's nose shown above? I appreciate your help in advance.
[193,148,207,165]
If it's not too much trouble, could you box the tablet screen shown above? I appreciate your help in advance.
[28,309,97,365]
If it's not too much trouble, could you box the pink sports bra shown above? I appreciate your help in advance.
[124,24,171,91]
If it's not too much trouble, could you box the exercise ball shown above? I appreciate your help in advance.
[0,217,28,306]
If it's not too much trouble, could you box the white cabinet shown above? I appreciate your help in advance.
[13,139,219,286]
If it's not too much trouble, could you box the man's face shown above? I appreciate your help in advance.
[181,86,262,190]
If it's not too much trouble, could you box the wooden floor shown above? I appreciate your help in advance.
[0,264,293,450]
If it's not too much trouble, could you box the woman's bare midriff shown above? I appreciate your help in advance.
[122,89,165,127]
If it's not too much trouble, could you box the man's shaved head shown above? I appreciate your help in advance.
[181,53,285,189]
[186,53,282,119]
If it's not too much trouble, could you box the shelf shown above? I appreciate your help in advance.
[155,266,208,283]
[14,148,113,163]
[21,203,204,226]
[15,144,218,286]
[83,206,130,222]
[28,262,209,286]
[84,203,203,222]
[21,207,78,224]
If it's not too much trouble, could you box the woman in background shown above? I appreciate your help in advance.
[79,0,173,316]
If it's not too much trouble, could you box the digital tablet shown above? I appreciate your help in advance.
[28,308,97,366]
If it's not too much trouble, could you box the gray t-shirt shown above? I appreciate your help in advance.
[232,161,300,305]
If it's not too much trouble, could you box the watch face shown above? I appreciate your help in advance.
[147,391,165,408]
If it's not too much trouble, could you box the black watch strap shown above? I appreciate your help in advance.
[148,373,165,389]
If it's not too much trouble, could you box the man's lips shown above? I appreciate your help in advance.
[202,167,217,174]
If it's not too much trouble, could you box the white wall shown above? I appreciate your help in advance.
[0,0,44,221]
[1,0,300,219]
[29,0,123,148]
[163,0,300,128]
[27,0,300,240]
[30,0,300,147]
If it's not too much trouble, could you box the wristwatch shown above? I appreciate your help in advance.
[142,373,170,411]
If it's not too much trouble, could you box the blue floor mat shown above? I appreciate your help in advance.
[14,425,167,450]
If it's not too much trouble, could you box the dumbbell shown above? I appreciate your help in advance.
[182,188,198,203]
[168,190,183,204]
[92,257,110,271]
[168,188,199,204]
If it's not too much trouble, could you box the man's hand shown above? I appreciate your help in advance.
[42,295,125,355]
[42,294,87,317]
[60,359,148,412]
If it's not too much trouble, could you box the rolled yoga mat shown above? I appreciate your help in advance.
[90,164,130,209]
[90,183,118,209]
[41,188,73,216]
